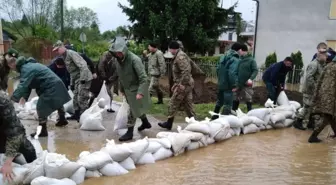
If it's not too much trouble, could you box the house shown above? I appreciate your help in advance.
[0,29,17,54]
[254,0,336,66]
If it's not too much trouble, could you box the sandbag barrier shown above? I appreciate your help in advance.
[3,91,302,185]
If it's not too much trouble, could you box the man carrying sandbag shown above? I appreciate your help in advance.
[308,56,336,143]
[7,56,71,137]
[0,91,37,182]
[294,49,327,130]
[262,57,293,105]
[0,48,19,91]
[53,40,93,121]
[232,44,258,112]
[109,37,151,142]
[211,43,245,120]
[97,50,119,112]
[147,42,166,104]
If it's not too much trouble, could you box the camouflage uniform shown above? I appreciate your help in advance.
[168,50,195,118]
[98,51,119,100]
[148,50,166,100]
[64,49,93,114]
[0,91,36,163]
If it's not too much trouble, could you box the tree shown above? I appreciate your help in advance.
[265,52,277,68]
[119,0,237,53]
[287,51,303,84]
[102,30,117,40]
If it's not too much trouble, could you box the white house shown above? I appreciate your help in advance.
[254,0,336,66]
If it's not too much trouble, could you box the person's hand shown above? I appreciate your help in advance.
[70,85,75,91]
[232,88,238,92]
[19,97,26,105]
[178,84,185,91]
[0,161,14,182]
[80,80,86,84]
[92,73,97,79]
[136,94,143,100]
[246,79,253,86]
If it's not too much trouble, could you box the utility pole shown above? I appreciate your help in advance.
[60,0,64,41]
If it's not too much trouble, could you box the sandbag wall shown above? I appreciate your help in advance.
[3,92,302,185]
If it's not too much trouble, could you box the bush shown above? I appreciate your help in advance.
[287,51,303,84]
[191,56,220,64]
[265,52,277,68]
[72,41,109,62]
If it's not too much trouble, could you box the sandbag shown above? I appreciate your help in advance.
[273,123,286,129]
[236,108,247,118]
[45,153,81,179]
[13,154,27,165]
[157,132,191,156]
[31,176,76,185]
[249,116,267,127]
[148,138,172,149]
[184,123,210,135]
[270,113,286,124]
[98,162,128,176]
[114,98,129,131]
[28,137,43,158]
[119,157,136,170]
[100,139,132,162]
[284,119,294,127]
[264,98,276,108]
[177,128,206,142]
[136,153,155,165]
[77,151,112,171]
[259,125,266,131]
[277,91,290,106]
[266,125,273,130]
[207,122,231,142]
[206,137,215,145]
[123,138,149,163]
[225,132,233,139]
[17,110,38,120]
[211,116,243,128]
[153,147,173,161]
[96,82,111,109]
[186,141,202,151]
[85,170,101,178]
[239,116,253,126]
[64,90,74,114]
[247,108,271,121]
[231,127,242,136]
[79,104,105,131]
[273,105,296,112]
[0,165,29,185]
[23,151,48,184]
[243,124,259,134]
[70,167,86,185]
[146,140,162,154]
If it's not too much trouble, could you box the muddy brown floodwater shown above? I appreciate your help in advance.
[7,79,336,185]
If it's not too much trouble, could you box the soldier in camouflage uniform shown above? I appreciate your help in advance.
[294,49,327,130]
[53,41,93,121]
[0,91,36,181]
[98,50,119,113]
[147,43,166,104]
[0,48,19,91]
[158,41,195,130]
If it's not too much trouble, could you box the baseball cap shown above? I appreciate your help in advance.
[5,48,19,58]
[53,40,64,51]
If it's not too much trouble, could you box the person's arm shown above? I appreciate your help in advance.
[249,58,258,80]
[69,51,92,83]
[109,59,118,83]
[11,67,33,102]
[176,54,192,85]
[304,62,317,90]
[132,58,148,96]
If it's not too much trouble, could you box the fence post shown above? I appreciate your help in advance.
[292,65,296,85]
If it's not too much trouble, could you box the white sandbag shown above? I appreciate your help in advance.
[284,119,294,127]
[273,105,296,112]
[119,157,136,170]
[17,110,38,120]
[259,125,266,131]
[64,91,74,114]
[276,110,295,119]
[136,153,155,165]
[249,116,267,127]
[206,136,215,145]
[27,97,39,110]
[77,151,112,171]
[123,137,149,163]
[14,154,27,165]
[177,128,206,142]
[270,113,286,124]
[231,127,242,136]
[96,82,111,109]
[114,98,129,131]
[277,91,290,106]
[273,123,286,129]
[236,108,247,118]
[184,123,211,135]
[85,170,101,178]
[45,153,81,179]
[0,165,29,185]
[239,116,253,126]
[266,125,273,130]
[247,108,271,121]
[186,141,201,151]
[69,167,86,185]
[146,140,162,154]
[157,132,191,156]
[99,162,128,176]
[153,147,173,161]
[148,138,172,149]
[225,132,233,139]
[207,122,231,141]
[31,176,76,185]
[211,116,243,128]
[100,139,132,162]
[264,98,276,108]
[243,124,259,134]
[264,114,271,125]
[23,151,48,184]
[28,137,43,158]
[80,105,105,131]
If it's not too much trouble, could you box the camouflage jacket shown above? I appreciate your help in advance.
[0,91,26,158]
[0,56,10,91]
[64,49,93,86]
[98,51,118,83]
[148,50,166,76]
[302,59,324,95]
[172,50,194,87]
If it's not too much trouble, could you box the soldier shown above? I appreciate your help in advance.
[158,41,195,130]
[0,91,37,182]
[211,43,245,120]
[308,56,336,143]
[294,49,327,130]
[109,37,151,142]
[53,40,93,121]
[147,42,166,104]
[0,48,19,91]
[97,50,119,112]
[232,44,258,112]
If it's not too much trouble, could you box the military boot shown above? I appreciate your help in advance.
[156,92,164,104]
[67,110,80,121]
[56,114,68,127]
[30,124,48,138]
[308,130,322,143]
[138,116,152,131]
[293,118,306,130]
[246,102,252,112]
[232,100,240,111]
[107,108,115,113]
[158,117,174,130]
[307,115,315,130]
[211,106,221,120]
[119,127,134,142]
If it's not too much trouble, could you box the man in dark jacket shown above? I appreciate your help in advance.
[232,45,258,112]
[262,57,293,104]
[48,57,70,89]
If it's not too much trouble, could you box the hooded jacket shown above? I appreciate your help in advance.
[217,50,239,90]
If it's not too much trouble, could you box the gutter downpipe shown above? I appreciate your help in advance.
[252,0,259,58]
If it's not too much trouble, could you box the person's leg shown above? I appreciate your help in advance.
[19,137,37,163]
[105,82,115,113]
[232,89,240,111]
[153,77,164,104]
[222,91,233,115]
[78,81,92,115]
[266,82,276,103]
[184,87,196,118]
[119,110,136,142]
[68,83,80,120]
[211,90,224,120]
[308,114,331,143]
[56,107,68,127]
[244,87,253,112]
[138,114,152,131]
[31,116,48,137]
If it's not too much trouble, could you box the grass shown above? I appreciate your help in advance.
[114,95,263,121]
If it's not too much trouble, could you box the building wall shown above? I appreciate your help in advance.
[219,32,238,42]
[255,0,336,67]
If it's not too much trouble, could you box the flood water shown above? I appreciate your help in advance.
[7,79,336,185]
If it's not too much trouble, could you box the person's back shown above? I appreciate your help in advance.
[48,57,70,89]
[217,49,239,90]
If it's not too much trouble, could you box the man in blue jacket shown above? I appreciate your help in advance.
[49,57,70,89]
[262,57,293,104]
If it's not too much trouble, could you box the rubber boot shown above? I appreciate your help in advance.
[107,101,115,113]
[308,130,322,143]
[307,115,315,130]
[293,118,306,130]
[156,92,164,104]
[246,102,252,112]
[30,124,48,138]
[232,100,239,111]
[211,106,221,120]
[67,110,80,121]
[138,116,152,131]
[56,114,68,127]
[158,117,174,130]
[119,126,134,142]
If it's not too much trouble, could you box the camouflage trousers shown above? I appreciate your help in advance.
[149,76,163,95]
[105,82,115,102]
[73,81,92,114]
[296,94,312,124]
[127,112,146,127]
[168,85,195,118]
[216,90,233,115]
[314,114,336,134]
[233,86,253,103]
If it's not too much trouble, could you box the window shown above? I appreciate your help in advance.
[228,32,233,41]
[330,0,336,19]
[327,40,336,50]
